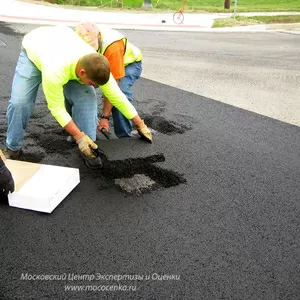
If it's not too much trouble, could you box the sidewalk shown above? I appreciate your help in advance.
[0,0,216,31]
[0,0,300,32]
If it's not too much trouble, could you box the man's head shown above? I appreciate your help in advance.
[75,22,100,51]
[77,53,110,87]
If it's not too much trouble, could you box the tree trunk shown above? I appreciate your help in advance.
[224,0,230,9]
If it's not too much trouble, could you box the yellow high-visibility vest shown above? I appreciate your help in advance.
[98,28,142,66]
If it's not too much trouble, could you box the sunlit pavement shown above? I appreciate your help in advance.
[1,0,300,32]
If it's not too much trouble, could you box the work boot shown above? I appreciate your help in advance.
[3,147,22,160]
[79,151,103,169]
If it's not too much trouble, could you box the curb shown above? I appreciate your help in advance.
[0,15,208,31]
[265,22,300,30]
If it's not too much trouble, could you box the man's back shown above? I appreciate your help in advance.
[22,25,95,74]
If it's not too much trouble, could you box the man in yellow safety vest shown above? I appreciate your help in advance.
[4,25,152,169]
[75,22,144,139]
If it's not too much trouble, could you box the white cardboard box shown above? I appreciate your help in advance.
[6,160,80,213]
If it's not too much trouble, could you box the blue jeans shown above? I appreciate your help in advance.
[112,61,142,138]
[6,48,97,151]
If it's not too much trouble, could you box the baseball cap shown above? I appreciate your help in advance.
[75,22,99,51]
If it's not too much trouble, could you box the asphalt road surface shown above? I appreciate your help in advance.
[134,30,300,127]
[0,22,300,300]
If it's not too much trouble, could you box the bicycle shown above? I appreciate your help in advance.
[173,0,187,24]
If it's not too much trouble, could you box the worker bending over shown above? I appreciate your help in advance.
[4,25,152,169]
[75,22,143,138]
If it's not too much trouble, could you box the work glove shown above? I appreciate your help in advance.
[136,119,152,143]
[98,118,110,133]
[74,132,98,159]
[0,163,15,195]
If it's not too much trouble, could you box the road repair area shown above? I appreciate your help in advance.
[0,21,300,300]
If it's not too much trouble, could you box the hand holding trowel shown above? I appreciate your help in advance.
[100,128,110,140]
[98,117,110,140]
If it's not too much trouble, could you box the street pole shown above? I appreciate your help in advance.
[142,0,153,9]
[234,0,238,18]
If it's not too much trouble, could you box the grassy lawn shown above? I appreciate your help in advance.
[213,15,300,27]
[156,0,300,12]
[43,0,300,12]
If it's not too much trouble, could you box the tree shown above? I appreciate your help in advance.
[224,0,230,9]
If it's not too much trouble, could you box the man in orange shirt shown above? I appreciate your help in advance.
[75,22,143,139]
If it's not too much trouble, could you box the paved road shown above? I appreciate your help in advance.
[130,30,300,127]
[0,23,300,300]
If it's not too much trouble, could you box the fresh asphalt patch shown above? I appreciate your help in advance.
[142,114,192,135]
[1,23,300,300]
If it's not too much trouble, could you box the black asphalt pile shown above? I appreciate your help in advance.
[86,139,187,196]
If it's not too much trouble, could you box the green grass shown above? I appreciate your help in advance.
[45,0,300,12]
[182,0,300,12]
[212,14,300,27]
